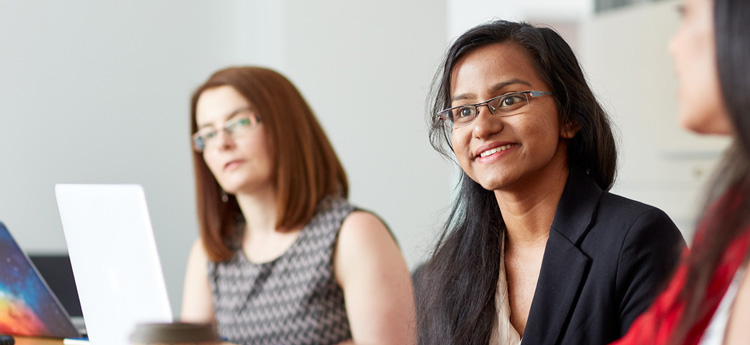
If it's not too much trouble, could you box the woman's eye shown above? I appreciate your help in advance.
[203,130,217,140]
[501,96,523,107]
[226,118,250,132]
[237,118,252,127]
[676,4,686,18]
[457,107,474,118]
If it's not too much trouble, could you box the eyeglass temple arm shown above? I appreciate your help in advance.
[528,90,553,97]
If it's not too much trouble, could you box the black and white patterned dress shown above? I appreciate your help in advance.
[207,197,353,345]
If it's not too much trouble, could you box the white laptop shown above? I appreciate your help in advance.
[55,184,173,345]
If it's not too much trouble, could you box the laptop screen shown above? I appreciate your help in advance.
[0,222,80,338]
[55,184,173,345]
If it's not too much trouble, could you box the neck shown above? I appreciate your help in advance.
[496,162,569,248]
[235,184,279,236]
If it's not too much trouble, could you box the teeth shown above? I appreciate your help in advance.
[479,144,513,158]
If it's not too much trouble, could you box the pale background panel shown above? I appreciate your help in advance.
[0,0,452,315]
[0,0,723,317]
[0,0,252,316]
[579,0,729,241]
[280,0,453,267]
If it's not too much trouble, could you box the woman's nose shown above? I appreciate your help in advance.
[217,130,236,151]
[471,107,504,138]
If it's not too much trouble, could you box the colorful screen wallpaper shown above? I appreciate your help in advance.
[0,222,80,338]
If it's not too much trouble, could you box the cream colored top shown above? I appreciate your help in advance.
[490,238,523,345]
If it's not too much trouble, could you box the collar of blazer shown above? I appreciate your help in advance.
[521,166,603,345]
[550,166,604,246]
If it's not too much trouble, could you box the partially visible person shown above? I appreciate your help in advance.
[180,66,415,345]
[415,20,685,345]
[612,0,750,344]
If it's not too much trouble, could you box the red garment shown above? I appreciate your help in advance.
[610,229,750,345]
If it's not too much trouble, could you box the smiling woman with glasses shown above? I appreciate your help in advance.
[181,66,415,345]
[415,20,686,345]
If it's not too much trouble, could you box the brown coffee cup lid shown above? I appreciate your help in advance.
[130,322,220,344]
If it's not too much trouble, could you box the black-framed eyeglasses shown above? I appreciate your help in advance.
[192,113,262,152]
[436,90,553,128]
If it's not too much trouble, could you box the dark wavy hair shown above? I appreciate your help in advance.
[670,0,750,343]
[416,20,617,345]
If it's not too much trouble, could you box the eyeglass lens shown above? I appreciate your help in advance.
[448,92,531,127]
[192,116,258,152]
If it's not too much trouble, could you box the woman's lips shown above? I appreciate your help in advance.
[475,142,516,157]
[224,159,245,170]
[474,143,517,163]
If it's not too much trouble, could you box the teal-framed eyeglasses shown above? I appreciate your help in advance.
[192,114,262,152]
[437,90,553,128]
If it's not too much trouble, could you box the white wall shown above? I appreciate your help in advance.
[0,0,451,316]
[0,0,237,317]
[580,0,729,240]
[279,1,452,267]
[1,0,718,320]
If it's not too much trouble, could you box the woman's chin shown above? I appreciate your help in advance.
[476,177,509,192]
[679,113,733,136]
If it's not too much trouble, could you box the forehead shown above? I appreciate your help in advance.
[449,42,546,96]
[195,85,252,125]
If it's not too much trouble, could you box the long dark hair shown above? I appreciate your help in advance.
[416,21,617,345]
[670,0,750,343]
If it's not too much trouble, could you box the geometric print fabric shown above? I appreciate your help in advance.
[207,196,353,345]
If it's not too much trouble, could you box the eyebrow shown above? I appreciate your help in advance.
[197,106,253,130]
[451,78,533,102]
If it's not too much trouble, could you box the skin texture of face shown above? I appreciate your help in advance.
[195,85,274,195]
[449,42,575,193]
[669,0,732,135]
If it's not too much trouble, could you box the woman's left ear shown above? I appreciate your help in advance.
[560,120,580,139]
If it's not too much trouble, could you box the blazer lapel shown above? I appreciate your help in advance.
[522,231,590,344]
[521,169,602,345]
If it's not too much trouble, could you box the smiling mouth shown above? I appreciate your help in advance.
[478,144,515,158]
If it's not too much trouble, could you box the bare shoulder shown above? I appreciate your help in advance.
[188,237,209,261]
[181,237,214,323]
[341,210,390,232]
[185,238,212,276]
[333,211,415,344]
[185,237,210,277]
[334,210,405,287]
[337,211,395,251]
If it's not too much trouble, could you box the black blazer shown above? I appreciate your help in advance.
[522,169,685,345]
